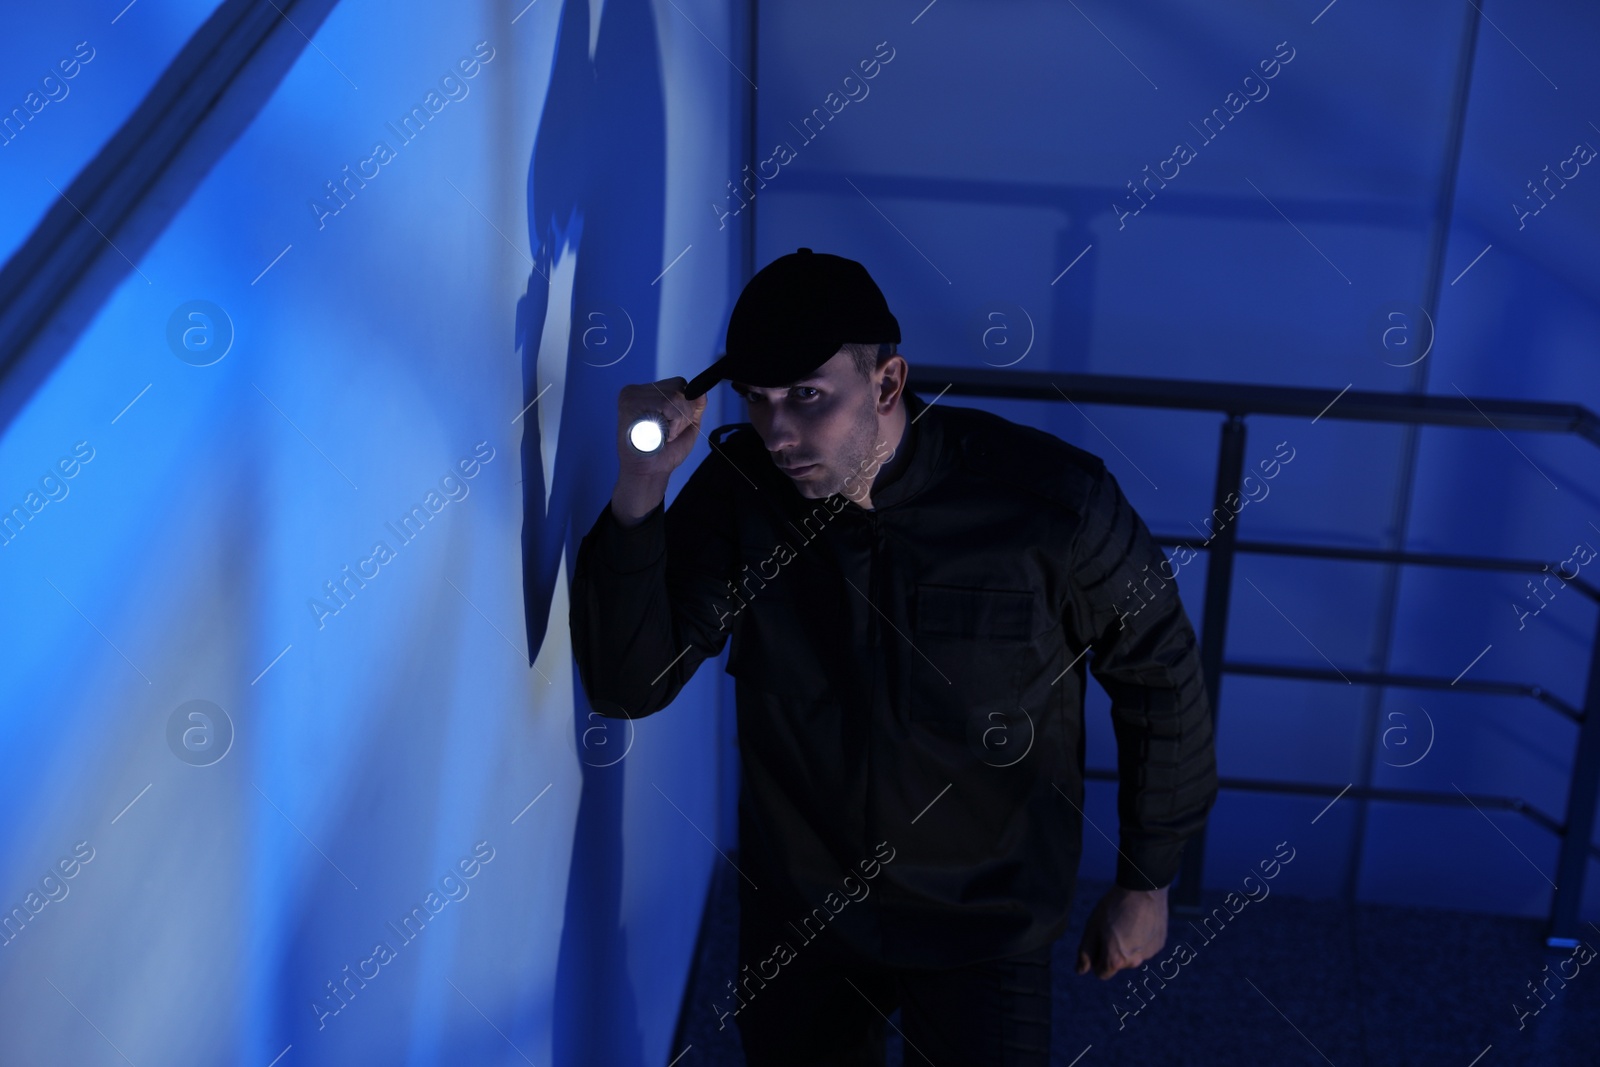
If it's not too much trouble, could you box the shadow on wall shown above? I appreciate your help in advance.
[514,0,666,1064]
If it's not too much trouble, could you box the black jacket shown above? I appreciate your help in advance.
[569,387,1218,968]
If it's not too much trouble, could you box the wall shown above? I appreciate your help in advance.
[0,0,745,1064]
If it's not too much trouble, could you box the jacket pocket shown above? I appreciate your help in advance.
[914,584,1036,641]
[907,584,1037,728]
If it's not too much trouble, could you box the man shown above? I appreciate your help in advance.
[570,248,1218,1065]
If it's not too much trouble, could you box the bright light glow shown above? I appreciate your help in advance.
[628,416,664,453]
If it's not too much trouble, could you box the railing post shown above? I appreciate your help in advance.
[1173,413,1248,914]
[1547,616,1600,946]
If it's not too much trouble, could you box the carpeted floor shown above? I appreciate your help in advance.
[671,857,1598,1066]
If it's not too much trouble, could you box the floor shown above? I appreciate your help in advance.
[671,857,1599,1066]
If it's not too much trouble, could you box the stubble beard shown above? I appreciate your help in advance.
[800,398,882,502]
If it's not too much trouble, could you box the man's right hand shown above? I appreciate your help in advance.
[611,377,706,525]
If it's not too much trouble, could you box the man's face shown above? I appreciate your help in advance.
[731,349,889,502]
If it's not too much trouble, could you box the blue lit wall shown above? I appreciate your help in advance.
[1,1,1597,1064]
[0,1,224,266]
[0,0,744,1064]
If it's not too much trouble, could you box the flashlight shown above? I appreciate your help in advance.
[626,366,722,455]
[627,414,667,454]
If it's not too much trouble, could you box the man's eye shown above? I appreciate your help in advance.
[739,387,819,402]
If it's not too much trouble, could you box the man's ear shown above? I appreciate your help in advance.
[876,354,908,413]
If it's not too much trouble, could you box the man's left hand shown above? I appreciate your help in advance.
[1075,883,1169,980]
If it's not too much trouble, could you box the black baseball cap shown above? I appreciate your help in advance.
[682,247,900,398]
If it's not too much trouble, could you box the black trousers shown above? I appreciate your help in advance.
[728,882,1054,1067]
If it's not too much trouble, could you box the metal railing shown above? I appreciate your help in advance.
[912,364,1600,947]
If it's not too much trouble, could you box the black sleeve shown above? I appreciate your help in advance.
[1065,461,1219,892]
[568,453,740,718]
